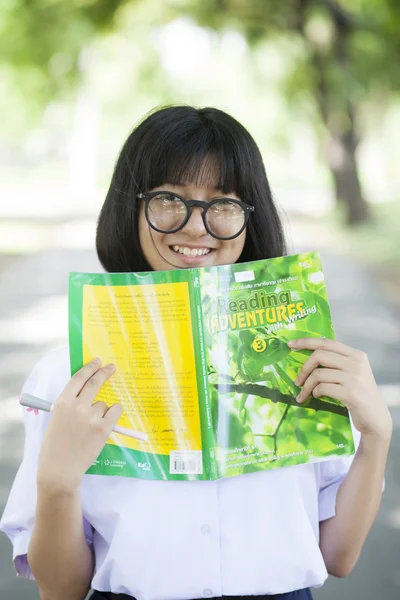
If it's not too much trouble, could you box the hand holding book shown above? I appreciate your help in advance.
[29,359,130,491]
[20,393,148,441]
[290,337,392,441]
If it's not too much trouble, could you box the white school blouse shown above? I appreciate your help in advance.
[1,347,360,600]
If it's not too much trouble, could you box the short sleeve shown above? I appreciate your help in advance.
[0,349,94,580]
[318,421,361,522]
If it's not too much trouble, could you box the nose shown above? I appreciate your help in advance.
[182,206,207,236]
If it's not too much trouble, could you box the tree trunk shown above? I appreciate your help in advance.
[311,58,370,225]
[325,128,369,224]
[300,0,370,225]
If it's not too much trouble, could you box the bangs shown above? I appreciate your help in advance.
[135,121,245,196]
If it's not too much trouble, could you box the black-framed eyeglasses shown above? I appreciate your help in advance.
[137,191,255,240]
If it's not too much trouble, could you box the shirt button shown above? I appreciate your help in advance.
[203,588,213,597]
[201,524,211,535]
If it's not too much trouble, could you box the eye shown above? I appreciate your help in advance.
[156,193,180,204]
[269,338,280,350]
[211,200,242,213]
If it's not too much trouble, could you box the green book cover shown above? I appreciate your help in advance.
[68,251,355,480]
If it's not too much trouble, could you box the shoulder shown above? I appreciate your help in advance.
[23,346,71,404]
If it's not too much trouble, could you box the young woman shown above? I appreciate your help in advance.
[0,106,392,600]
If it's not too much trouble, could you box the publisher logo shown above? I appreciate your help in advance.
[299,260,312,269]
[138,461,151,471]
[103,459,126,469]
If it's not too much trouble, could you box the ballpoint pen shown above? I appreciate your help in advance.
[20,393,148,442]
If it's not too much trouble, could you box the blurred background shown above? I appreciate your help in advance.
[0,1,399,599]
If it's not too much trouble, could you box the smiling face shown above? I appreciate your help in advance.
[138,183,246,270]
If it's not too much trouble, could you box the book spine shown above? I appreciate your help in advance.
[190,269,218,480]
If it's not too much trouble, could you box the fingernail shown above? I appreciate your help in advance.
[296,395,302,403]
[294,377,300,386]
[288,340,297,347]
[106,363,116,370]
[92,357,101,364]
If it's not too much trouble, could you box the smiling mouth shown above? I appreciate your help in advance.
[170,245,215,257]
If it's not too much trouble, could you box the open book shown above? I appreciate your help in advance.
[68,251,355,480]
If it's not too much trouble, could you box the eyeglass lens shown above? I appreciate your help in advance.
[147,193,246,239]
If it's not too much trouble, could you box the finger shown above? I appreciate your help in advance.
[299,382,347,406]
[102,403,124,432]
[66,358,103,397]
[296,368,345,403]
[295,350,348,387]
[77,363,116,406]
[288,337,357,357]
[91,401,109,417]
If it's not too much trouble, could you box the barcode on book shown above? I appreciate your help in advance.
[170,451,203,475]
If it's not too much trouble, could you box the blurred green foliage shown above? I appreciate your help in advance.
[2,0,125,69]
[173,0,400,93]
[3,1,399,118]
[1,0,399,224]
[0,0,131,112]
[168,0,400,222]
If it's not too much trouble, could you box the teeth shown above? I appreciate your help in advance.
[172,245,212,257]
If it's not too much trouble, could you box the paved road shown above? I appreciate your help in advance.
[0,226,399,600]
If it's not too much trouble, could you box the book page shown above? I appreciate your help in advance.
[199,252,355,478]
[81,282,202,457]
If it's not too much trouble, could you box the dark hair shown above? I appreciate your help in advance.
[96,105,287,272]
